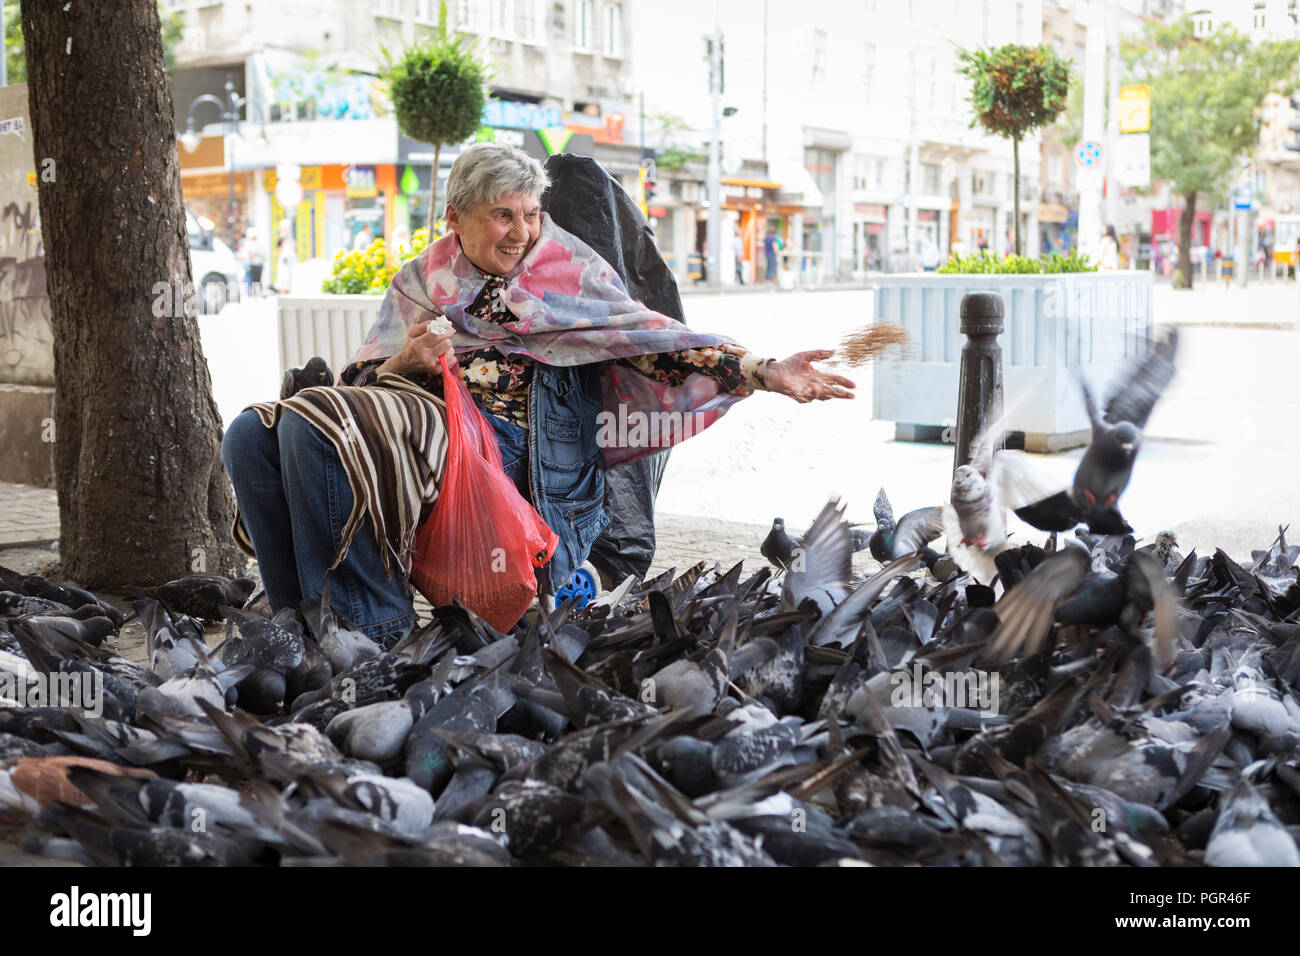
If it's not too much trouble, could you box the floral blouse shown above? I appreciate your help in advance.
[341,274,772,427]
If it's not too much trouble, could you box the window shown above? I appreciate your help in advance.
[522,0,547,41]
[415,0,435,21]
[576,0,594,49]
[1190,9,1212,36]
[456,0,482,32]
[863,42,875,102]
[374,0,400,16]
[922,163,942,194]
[602,3,621,56]
[487,0,513,36]
[812,29,828,85]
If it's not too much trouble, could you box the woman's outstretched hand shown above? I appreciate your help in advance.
[764,349,855,403]
[377,320,457,376]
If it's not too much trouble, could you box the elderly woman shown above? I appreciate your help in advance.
[221,143,853,646]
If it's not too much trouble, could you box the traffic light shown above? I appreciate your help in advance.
[638,159,657,219]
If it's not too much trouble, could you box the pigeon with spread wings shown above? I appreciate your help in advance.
[1016,327,1178,536]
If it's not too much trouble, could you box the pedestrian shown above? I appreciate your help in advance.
[1097,225,1119,270]
[764,227,783,282]
[221,141,856,644]
[273,221,295,295]
[353,224,375,251]
[920,238,941,272]
[733,229,746,285]
[241,228,265,296]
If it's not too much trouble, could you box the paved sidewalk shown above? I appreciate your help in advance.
[0,482,59,547]
[0,481,804,588]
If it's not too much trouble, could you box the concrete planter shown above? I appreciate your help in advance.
[277,295,382,375]
[871,271,1154,451]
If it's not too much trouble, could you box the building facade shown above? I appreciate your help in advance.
[166,0,647,289]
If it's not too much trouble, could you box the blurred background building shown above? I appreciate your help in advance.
[167,0,1296,288]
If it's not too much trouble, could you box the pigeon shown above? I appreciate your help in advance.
[760,518,799,570]
[1016,327,1178,535]
[783,498,861,615]
[0,565,123,628]
[763,517,867,571]
[301,583,380,674]
[134,598,208,681]
[943,413,1058,585]
[645,610,777,717]
[281,356,334,400]
[325,698,421,766]
[984,547,1090,662]
[124,575,258,623]
[869,489,945,566]
[1205,780,1300,867]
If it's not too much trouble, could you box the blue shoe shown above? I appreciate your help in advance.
[551,561,601,610]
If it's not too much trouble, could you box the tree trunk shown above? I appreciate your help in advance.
[22,0,244,588]
[427,142,442,236]
[1177,190,1196,291]
[1012,134,1021,257]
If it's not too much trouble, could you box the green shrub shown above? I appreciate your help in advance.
[321,228,431,294]
[936,250,1097,274]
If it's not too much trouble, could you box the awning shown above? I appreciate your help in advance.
[722,177,781,190]
[768,160,823,208]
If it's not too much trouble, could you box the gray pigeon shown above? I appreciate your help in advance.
[1017,326,1178,534]
[869,489,944,565]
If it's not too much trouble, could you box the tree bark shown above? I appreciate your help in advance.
[427,142,442,236]
[1012,134,1021,257]
[1177,190,1196,291]
[22,0,245,588]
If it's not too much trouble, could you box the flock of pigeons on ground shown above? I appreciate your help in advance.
[0,325,1298,866]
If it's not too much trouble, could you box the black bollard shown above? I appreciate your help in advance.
[952,291,1004,478]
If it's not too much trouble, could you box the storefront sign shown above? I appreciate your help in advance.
[475,126,526,147]
[1037,202,1069,223]
[1119,84,1151,134]
[483,100,564,130]
[345,165,378,198]
[854,203,887,220]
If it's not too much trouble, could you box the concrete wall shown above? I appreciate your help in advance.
[0,84,55,487]
[0,84,52,387]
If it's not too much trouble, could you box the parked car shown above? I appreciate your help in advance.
[186,208,241,314]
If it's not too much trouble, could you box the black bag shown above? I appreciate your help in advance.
[540,153,681,585]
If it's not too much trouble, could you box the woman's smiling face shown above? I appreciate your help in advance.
[447,191,542,276]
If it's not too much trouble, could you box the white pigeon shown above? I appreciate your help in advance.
[943,413,1057,584]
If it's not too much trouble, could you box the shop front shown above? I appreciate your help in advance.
[263,164,403,285]
[852,203,888,273]
[722,177,780,284]
[1038,201,1072,254]
[178,131,253,244]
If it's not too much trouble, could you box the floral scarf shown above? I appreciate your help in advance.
[349,213,750,466]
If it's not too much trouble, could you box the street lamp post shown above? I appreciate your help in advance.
[181,77,245,250]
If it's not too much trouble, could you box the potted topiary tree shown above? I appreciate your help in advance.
[278,2,490,376]
[871,43,1153,452]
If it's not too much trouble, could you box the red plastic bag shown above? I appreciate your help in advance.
[409,354,558,632]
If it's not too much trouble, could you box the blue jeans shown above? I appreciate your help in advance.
[221,408,417,645]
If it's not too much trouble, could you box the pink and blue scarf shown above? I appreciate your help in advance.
[350,213,750,466]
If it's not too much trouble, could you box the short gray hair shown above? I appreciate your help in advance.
[444,142,549,213]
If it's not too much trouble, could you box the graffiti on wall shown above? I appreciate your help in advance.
[0,86,54,386]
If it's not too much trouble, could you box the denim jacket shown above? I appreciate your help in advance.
[480,362,610,594]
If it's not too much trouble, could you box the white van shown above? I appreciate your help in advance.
[186,208,242,313]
